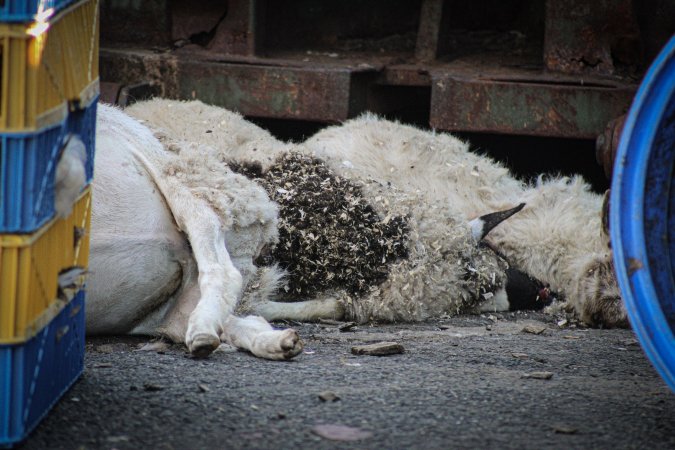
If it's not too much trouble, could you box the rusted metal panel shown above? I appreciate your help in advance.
[100,0,171,46]
[596,114,626,179]
[99,0,656,138]
[544,0,642,76]
[100,46,638,137]
[177,61,363,121]
[380,65,431,86]
[100,49,175,95]
[415,0,444,62]
[430,74,636,138]
[208,0,264,55]
[260,0,420,54]
[100,48,374,122]
[99,81,122,105]
[171,0,227,44]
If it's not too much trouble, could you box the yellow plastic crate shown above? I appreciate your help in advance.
[0,0,99,132]
[0,187,91,344]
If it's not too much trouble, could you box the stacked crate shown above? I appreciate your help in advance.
[0,0,98,446]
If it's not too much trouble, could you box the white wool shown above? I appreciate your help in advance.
[96,103,279,296]
[159,140,278,231]
[159,141,280,291]
[109,100,624,327]
[236,265,287,315]
[300,114,621,325]
[301,174,508,323]
[303,113,524,213]
[489,176,608,292]
[54,135,87,217]
[127,101,509,322]
[125,98,292,171]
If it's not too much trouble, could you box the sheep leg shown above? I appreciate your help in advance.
[221,315,303,360]
[144,183,307,359]
[129,148,247,357]
[248,297,345,322]
[172,197,244,357]
[129,148,304,359]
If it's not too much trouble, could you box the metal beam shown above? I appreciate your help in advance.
[100,48,375,122]
[430,74,636,138]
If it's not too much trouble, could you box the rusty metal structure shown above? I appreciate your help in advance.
[99,0,673,152]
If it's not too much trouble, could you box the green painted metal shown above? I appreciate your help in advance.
[176,61,355,121]
[430,75,636,138]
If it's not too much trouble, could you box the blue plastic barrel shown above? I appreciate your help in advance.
[610,36,675,392]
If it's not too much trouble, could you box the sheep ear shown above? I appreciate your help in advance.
[469,203,525,241]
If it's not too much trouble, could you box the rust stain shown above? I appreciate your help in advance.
[627,258,643,276]
[596,114,626,180]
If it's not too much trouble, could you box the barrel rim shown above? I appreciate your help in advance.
[610,36,675,392]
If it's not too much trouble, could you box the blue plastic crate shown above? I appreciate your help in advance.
[0,0,78,22]
[0,98,97,233]
[0,290,85,448]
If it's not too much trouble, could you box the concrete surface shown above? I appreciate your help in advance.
[18,312,675,450]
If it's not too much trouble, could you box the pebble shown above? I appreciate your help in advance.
[318,391,340,402]
[351,342,404,356]
[522,325,547,335]
[522,371,554,380]
[339,322,358,332]
[553,425,578,434]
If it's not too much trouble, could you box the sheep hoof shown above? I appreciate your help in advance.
[189,333,221,358]
[252,329,304,360]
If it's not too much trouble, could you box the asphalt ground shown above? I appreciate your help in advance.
[17,312,675,450]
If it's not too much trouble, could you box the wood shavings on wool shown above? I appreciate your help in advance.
[231,152,409,299]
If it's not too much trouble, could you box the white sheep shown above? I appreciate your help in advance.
[71,99,625,360]
[300,113,625,327]
[86,103,302,359]
[123,99,626,328]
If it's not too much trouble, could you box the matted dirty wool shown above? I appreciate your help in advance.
[230,152,409,298]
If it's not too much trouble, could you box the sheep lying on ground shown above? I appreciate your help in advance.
[81,99,626,360]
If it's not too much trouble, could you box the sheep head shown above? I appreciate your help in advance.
[576,190,628,328]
